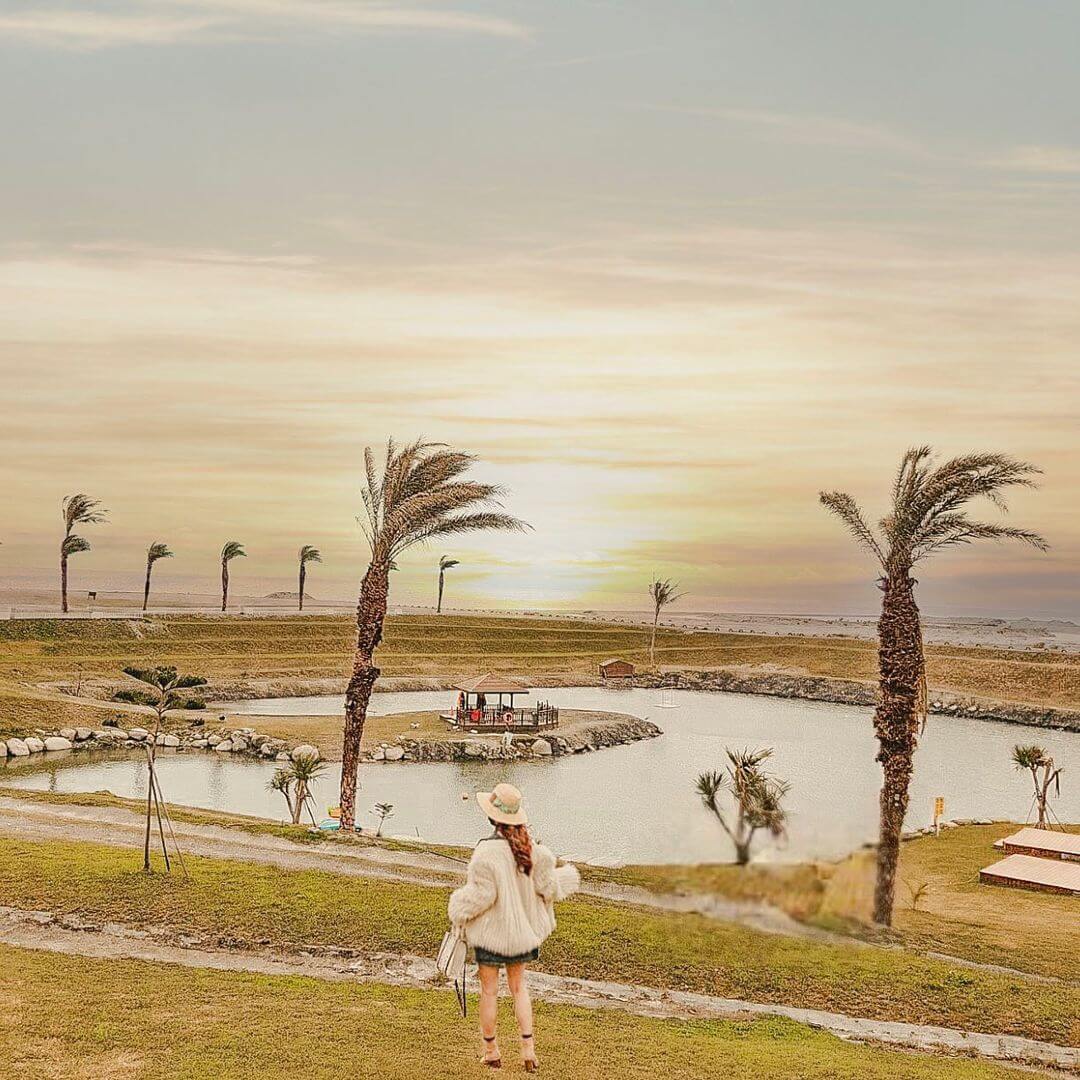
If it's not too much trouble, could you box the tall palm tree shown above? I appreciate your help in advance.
[647,577,682,666]
[60,494,107,613]
[340,439,526,827]
[143,542,174,613]
[297,545,322,612]
[436,554,459,613]
[821,447,1047,925]
[220,541,246,612]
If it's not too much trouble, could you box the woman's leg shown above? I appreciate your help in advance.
[477,963,501,1062]
[505,963,536,1063]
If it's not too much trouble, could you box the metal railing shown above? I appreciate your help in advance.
[451,703,559,732]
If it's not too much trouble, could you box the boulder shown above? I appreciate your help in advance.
[230,737,249,753]
[371,748,386,761]
[161,734,180,748]
[214,740,234,753]
[275,751,290,762]
[189,739,209,749]
[6,738,29,757]
[0,740,7,758]
[43,736,73,752]
[206,734,222,746]
[74,727,93,742]
[291,744,319,762]
[530,738,553,756]
[128,728,149,741]
[259,743,277,757]
[383,746,405,761]
[24,737,45,753]
[463,742,486,759]
[250,734,269,749]
[59,728,77,741]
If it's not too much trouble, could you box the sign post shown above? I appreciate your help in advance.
[933,796,945,835]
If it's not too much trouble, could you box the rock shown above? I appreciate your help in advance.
[100,728,128,741]
[24,737,45,753]
[128,728,149,741]
[161,734,180,748]
[530,738,553,756]
[59,728,77,741]
[214,740,234,753]
[206,734,222,746]
[74,727,93,741]
[0,740,7,758]
[383,746,405,761]
[250,734,269,749]
[43,736,73,751]
[6,738,29,757]
[260,743,277,757]
[291,744,319,762]
[230,737,249,753]
[275,751,290,762]
[463,742,486,758]
[371,748,386,761]
[189,739,209,749]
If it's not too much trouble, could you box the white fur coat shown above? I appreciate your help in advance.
[447,837,581,957]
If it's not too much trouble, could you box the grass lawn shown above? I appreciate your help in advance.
[0,946,1037,1080]
[0,834,1076,1047]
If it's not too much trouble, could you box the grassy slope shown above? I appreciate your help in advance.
[0,833,1076,1047]
[0,947,1035,1080]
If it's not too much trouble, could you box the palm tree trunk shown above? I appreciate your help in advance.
[291,780,305,825]
[299,563,306,612]
[437,570,444,614]
[340,560,390,828]
[61,552,69,614]
[143,560,152,613]
[872,570,924,926]
[221,563,229,613]
[649,608,659,665]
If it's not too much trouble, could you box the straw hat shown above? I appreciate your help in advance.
[476,782,528,826]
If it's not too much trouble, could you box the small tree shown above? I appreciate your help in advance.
[373,801,395,836]
[436,555,459,614]
[696,747,789,866]
[647,577,683,666]
[143,542,174,613]
[60,494,107,613]
[122,665,207,871]
[220,540,246,612]
[1012,744,1062,828]
[297,545,322,612]
[268,767,295,821]
[285,752,326,825]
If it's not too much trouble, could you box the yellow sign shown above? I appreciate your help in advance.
[934,797,945,817]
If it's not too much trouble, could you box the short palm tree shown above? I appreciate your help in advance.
[1011,744,1062,828]
[143,542,174,612]
[60,494,107,613]
[436,555,459,613]
[340,439,526,827]
[286,751,327,825]
[220,541,246,612]
[647,577,682,666]
[821,447,1047,925]
[268,767,295,821]
[696,747,789,866]
[297,545,322,611]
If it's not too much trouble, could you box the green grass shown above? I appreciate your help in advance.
[0,946,1037,1080]
[0,833,1076,1047]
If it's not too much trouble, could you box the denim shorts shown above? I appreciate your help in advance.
[473,946,540,967]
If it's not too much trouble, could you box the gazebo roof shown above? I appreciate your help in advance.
[453,673,530,695]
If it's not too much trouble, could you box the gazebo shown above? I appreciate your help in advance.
[445,673,558,732]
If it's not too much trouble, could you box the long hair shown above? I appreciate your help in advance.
[493,821,532,875]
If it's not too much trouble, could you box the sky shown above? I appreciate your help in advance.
[1,1,1078,617]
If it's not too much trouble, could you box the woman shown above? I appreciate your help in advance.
[448,783,580,1071]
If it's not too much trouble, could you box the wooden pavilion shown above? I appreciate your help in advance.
[444,673,558,732]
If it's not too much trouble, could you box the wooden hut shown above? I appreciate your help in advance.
[599,658,635,682]
[445,673,558,732]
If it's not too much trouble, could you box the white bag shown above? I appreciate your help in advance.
[436,926,468,1015]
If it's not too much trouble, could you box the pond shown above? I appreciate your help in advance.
[4,687,1077,865]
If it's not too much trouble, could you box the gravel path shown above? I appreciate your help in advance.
[0,906,1074,1073]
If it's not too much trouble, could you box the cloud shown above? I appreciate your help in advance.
[0,1,529,49]
[986,144,1080,175]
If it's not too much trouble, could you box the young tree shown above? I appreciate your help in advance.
[696,748,789,866]
[143,542,174,613]
[647,577,682,666]
[121,665,207,871]
[297,545,322,611]
[1012,744,1062,828]
[268,767,295,821]
[821,448,1047,925]
[340,439,526,827]
[285,751,326,825]
[373,801,395,836]
[436,555,459,614]
[220,540,246,612]
[60,494,107,613]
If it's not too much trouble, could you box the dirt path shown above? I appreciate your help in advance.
[0,905,1073,1072]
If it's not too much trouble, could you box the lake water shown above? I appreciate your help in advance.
[4,687,1077,865]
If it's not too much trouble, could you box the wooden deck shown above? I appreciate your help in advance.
[1000,827,1080,862]
[979,853,1080,896]
[442,703,559,733]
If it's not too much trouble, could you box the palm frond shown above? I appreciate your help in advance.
[439,555,460,571]
[147,542,173,564]
[61,534,91,557]
[62,493,108,531]
[648,578,683,610]
[299,545,322,565]
[221,540,246,563]
[819,491,885,565]
[393,512,528,555]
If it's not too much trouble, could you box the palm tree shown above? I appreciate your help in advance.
[647,577,682,666]
[436,555,459,613]
[340,439,526,827]
[696,748,789,866]
[286,751,327,825]
[297,545,322,612]
[143,542,174,613]
[1011,744,1062,828]
[60,494,107,613]
[268,767,295,821]
[219,541,246,612]
[821,447,1047,925]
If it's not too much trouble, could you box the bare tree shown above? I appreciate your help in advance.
[1012,744,1062,828]
[436,554,459,613]
[297,545,322,612]
[220,540,246,612]
[821,448,1047,925]
[340,439,526,827]
[647,577,682,666]
[696,747,789,865]
[60,494,107,613]
[143,542,173,613]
